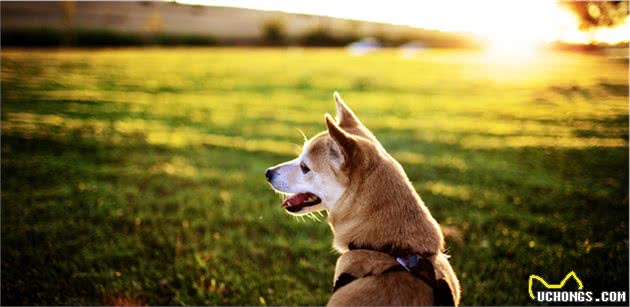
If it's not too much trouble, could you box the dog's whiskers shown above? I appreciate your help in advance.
[307,212,321,222]
[297,128,308,142]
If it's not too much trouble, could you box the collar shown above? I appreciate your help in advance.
[347,241,435,259]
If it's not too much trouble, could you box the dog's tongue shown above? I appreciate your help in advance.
[281,193,309,207]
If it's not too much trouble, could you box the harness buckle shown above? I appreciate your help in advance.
[395,254,423,272]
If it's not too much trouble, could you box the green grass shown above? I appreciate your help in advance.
[1,48,628,305]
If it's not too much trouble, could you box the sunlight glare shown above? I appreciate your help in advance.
[473,1,570,57]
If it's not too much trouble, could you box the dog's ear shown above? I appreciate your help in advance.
[325,114,356,163]
[334,92,362,129]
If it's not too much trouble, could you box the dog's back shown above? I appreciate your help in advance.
[329,250,459,306]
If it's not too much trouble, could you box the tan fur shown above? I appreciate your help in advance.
[330,250,435,306]
[268,93,461,306]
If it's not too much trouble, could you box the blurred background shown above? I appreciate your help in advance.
[1,1,628,305]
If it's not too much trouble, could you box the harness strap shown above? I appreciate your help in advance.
[332,257,437,292]
[332,244,455,306]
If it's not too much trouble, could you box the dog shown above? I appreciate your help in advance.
[265,92,460,306]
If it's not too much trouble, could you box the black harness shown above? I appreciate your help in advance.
[332,243,455,306]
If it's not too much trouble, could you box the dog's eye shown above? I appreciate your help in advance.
[300,161,310,174]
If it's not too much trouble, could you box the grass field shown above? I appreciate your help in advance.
[1,48,628,305]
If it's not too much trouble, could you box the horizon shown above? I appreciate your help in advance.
[176,0,630,49]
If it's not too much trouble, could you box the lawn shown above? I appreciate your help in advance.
[1,48,628,305]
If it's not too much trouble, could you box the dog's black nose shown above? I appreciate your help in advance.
[265,169,274,181]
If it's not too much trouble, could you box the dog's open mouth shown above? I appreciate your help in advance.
[280,192,322,212]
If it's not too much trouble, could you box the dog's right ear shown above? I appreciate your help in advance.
[333,92,384,147]
[334,92,362,129]
[325,114,356,164]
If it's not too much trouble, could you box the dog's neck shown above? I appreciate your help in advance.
[327,158,444,255]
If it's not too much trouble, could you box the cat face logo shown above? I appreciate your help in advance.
[528,271,584,299]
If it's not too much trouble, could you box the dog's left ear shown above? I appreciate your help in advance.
[334,92,362,129]
[325,114,357,164]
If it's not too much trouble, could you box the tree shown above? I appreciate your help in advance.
[562,1,628,30]
[262,18,287,45]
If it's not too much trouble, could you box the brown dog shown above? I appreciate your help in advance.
[265,93,460,306]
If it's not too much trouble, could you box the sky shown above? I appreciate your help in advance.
[175,0,629,46]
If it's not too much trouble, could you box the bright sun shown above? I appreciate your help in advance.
[461,1,575,57]
[447,1,628,55]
